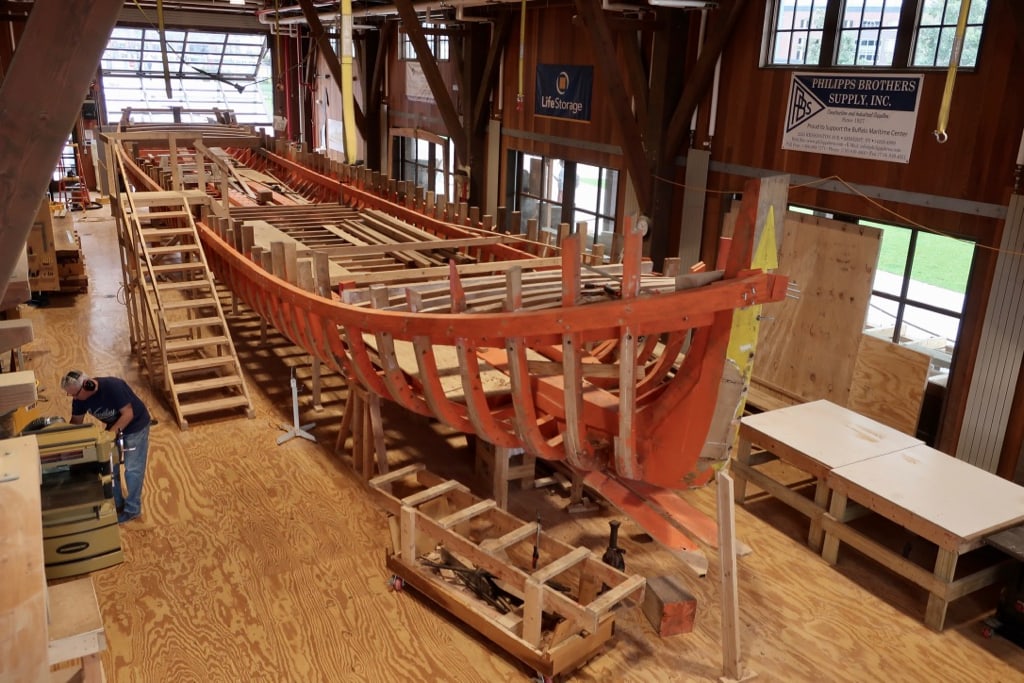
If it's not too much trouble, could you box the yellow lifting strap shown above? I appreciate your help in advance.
[934,0,972,144]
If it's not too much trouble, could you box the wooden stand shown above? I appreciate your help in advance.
[335,385,388,479]
[474,439,535,510]
[369,464,645,680]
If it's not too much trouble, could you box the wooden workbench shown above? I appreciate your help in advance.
[733,399,921,550]
[822,444,1024,631]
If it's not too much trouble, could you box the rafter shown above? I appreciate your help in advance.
[471,13,510,135]
[661,0,748,167]
[0,0,122,302]
[297,0,366,139]
[574,0,652,211]
[393,0,467,166]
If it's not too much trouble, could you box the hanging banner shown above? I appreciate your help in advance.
[535,64,592,122]
[781,72,924,163]
[406,62,434,104]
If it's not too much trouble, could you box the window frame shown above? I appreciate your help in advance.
[790,204,973,379]
[764,0,988,70]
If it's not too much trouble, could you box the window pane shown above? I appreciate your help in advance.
[576,163,600,212]
[913,0,987,67]
[769,0,830,66]
[872,223,911,296]
[905,231,972,304]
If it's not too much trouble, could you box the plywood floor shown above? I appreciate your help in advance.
[18,205,1024,682]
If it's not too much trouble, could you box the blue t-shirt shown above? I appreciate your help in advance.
[71,376,151,435]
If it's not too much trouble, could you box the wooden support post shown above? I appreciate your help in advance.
[717,470,754,682]
[510,210,522,235]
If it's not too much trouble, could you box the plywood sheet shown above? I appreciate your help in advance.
[751,212,881,406]
[829,444,1024,543]
[848,334,930,436]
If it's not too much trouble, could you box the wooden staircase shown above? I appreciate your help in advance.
[121,189,255,429]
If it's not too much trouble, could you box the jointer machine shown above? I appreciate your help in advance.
[27,421,125,579]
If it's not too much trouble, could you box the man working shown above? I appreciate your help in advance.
[61,370,152,524]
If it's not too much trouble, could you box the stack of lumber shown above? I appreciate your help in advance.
[52,209,88,293]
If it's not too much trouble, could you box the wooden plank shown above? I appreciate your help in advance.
[827,444,1024,549]
[400,480,465,507]
[717,471,747,681]
[47,577,105,665]
[530,547,590,584]
[0,436,47,683]
[745,211,882,407]
[848,334,930,436]
[0,319,33,354]
[0,370,38,415]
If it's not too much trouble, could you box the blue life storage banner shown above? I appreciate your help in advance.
[535,64,593,122]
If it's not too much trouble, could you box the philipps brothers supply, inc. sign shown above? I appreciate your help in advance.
[535,64,593,122]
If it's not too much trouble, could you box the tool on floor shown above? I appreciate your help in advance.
[602,520,626,572]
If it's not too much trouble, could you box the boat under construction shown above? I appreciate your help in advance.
[102,118,789,492]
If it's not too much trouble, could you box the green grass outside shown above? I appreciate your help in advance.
[866,221,974,295]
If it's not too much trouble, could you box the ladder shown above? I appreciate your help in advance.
[120,189,255,429]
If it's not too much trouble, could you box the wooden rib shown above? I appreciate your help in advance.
[455,337,521,447]
[369,287,433,417]
[504,268,566,462]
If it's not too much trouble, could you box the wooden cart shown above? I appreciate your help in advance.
[369,464,646,680]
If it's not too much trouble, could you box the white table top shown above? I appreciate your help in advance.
[740,399,922,470]
[829,444,1024,544]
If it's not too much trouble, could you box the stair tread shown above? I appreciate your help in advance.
[156,280,214,292]
[151,263,206,273]
[165,316,224,329]
[142,227,195,236]
[178,395,251,415]
[163,298,219,310]
[148,245,201,254]
[165,335,230,351]
[167,356,237,372]
[174,376,244,393]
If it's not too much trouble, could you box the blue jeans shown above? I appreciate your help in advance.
[114,424,150,518]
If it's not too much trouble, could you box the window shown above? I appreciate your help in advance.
[100,28,273,130]
[864,219,973,379]
[572,164,618,255]
[766,0,988,69]
[392,132,454,201]
[789,206,972,379]
[400,24,449,62]
[507,152,618,255]
[913,0,987,67]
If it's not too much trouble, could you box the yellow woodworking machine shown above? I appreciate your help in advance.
[29,422,124,580]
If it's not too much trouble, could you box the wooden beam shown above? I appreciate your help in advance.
[1008,0,1024,62]
[471,13,510,135]
[296,0,367,139]
[393,0,468,166]
[617,20,649,127]
[661,0,749,168]
[368,22,396,116]
[574,0,652,211]
[0,0,123,303]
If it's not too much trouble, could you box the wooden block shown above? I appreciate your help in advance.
[0,319,33,354]
[0,369,38,415]
[641,574,697,637]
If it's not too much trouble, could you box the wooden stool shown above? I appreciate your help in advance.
[474,439,535,509]
[335,385,388,480]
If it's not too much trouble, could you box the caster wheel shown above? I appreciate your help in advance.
[982,626,994,639]
[388,574,404,592]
